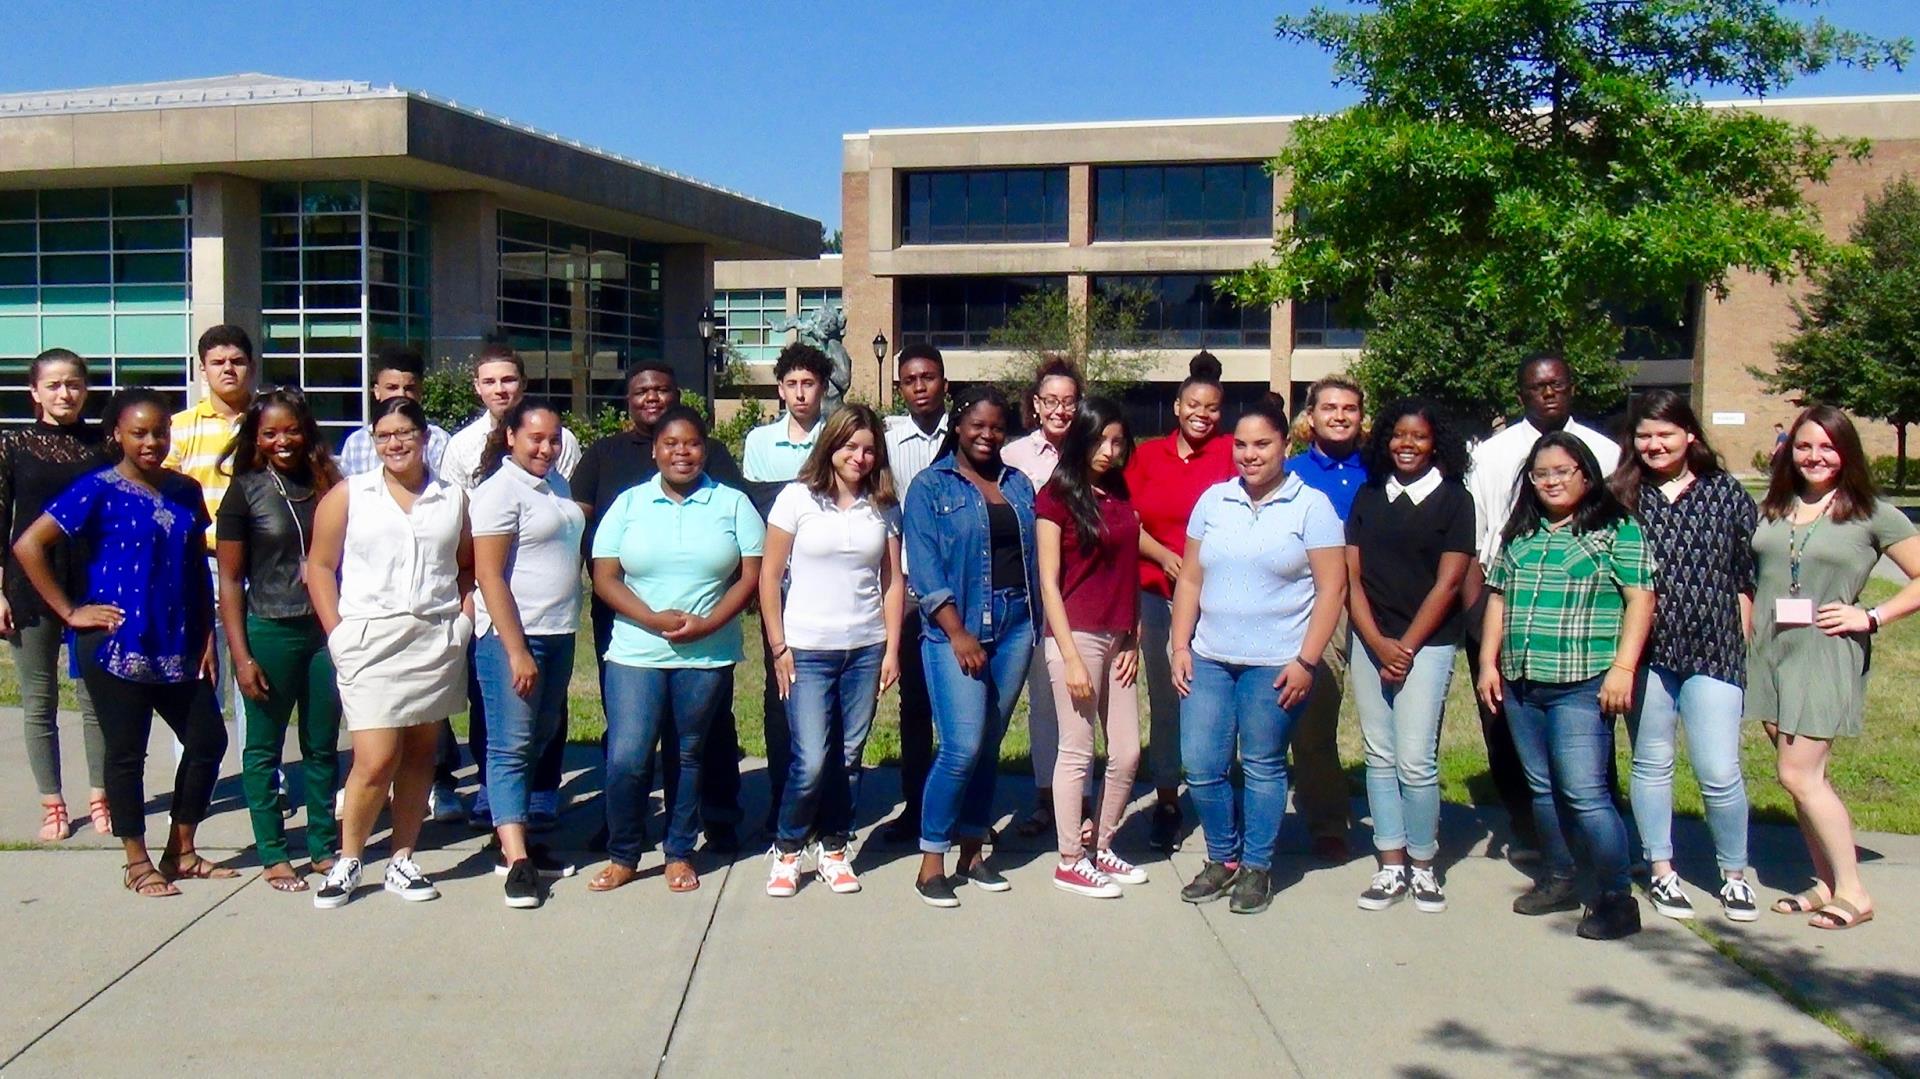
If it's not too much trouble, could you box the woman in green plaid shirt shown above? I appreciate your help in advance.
[1476,431,1655,941]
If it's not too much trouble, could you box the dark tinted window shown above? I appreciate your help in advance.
[901,169,1068,244]
[898,276,1066,348]
[1092,163,1272,241]
[1292,292,1370,349]
[1093,274,1269,349]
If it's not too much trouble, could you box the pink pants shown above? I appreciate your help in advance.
[1043,630,1142,859]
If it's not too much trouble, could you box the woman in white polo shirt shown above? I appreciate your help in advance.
[759,405,905,897]
[471,398,585,909]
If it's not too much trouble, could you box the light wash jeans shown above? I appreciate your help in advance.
[1628,667,1749,872]
[475,631,576,828]
[1351,641,1454,862]
[1181,655,1305,873]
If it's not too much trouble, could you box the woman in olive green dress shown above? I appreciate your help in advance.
[1748,405,1920,930]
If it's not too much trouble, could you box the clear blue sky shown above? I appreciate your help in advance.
[6,0,1918,232]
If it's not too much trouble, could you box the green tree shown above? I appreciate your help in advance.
[1764,175,1920,487]
[422,359,477,432]
[1226,0,1908,427]
[984,285,1154,398]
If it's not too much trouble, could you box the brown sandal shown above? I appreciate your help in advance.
[123,859,180,898]
[263,864,308,893]
[1772,882,1832,915]
[159,852,240,881]
[588,863,641,893]
[1810,898,1874,931]
[665,859,700,892]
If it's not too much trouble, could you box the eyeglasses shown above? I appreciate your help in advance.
[1527,466,1582,486]
[1036,395,1079,413]
[373,428,422,445]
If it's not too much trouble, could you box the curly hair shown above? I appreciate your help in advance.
[218,387,342,493]
[1363,398,1469,484]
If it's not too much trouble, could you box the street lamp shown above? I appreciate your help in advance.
[697,305,717,407]
[872,331,888,406]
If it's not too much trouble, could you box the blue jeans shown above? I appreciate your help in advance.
[777,642,885,852]
[919,588,1034,854]
[1503,676,1631,894]
[1628,667,1749,871]
[1351,641,1454,862]
[1181,656,1304,873]
[603,662,729,867]
[475,631,576,828]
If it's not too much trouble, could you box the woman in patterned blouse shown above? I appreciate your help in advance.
[1476,431,1654,941]
[0,348,108,841]
[1608,391,1758,923]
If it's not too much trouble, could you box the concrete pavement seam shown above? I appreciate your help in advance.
[0,870,262,1072]
[1170,853,1309,1078]
[651,858,735,1079]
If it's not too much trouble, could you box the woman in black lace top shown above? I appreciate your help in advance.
[1,348,108,841]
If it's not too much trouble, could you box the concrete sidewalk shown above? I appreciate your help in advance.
[1,709,1914,1077]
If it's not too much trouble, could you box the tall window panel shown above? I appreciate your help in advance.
[898,276,1066,349]
[1292,293,1369,349]
[713,289,787,364]
[0,186,192,422]
[497,210,663,418]
[261,181,430,437]
[1093,274,1270,349]
[1092,163,1272,241]
[798,287,842,320]
[901,169,1069,244]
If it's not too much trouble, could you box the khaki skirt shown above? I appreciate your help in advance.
[329,611,471,731]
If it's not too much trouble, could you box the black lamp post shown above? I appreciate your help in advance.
[871,331,888,406]
[697,306,717,408]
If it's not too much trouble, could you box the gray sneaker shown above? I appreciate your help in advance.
[1228,867,1274,915]
[1181,861,1239,904]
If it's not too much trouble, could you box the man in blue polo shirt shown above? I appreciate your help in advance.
[1284,374,1369,863]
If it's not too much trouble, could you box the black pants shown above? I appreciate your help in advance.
[593,598,742,825]
[77,631,226,840]
[894,607,933,824]
[1460,596,1539,844]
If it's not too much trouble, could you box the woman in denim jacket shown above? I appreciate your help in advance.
[902,385,1037,908]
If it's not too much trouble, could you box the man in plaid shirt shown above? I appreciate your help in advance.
[336,345,451,477]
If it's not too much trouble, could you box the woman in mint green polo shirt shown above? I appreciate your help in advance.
[587,406,764,895]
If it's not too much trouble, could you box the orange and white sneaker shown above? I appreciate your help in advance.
[766,848,803,898]
[814,845,862,894]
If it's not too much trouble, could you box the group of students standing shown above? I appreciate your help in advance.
[2,329,1906,934]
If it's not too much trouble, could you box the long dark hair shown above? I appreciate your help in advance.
[477,397,562,484]
[1047,395,1132,553]
[938,384,1011,463]
[1363,398,1467,484]
[796,403,897,509]
[1608,389,1723,514]
[1500,431,1628,546]
[1762,404,1877,524]
[218,387,341,493]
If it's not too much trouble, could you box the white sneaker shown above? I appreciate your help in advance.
[1094,848,1149,885]
[313,856,362,910]
[766,847,802,898]
[383,856,440,902]
[815,845,861,894]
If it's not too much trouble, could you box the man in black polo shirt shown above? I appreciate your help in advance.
[573,360,750,851]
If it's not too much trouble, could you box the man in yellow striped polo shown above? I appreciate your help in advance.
[165,324,256,537]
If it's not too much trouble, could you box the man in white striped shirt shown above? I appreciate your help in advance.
[879,343,948,843]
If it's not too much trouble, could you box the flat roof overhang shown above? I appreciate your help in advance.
[0,93,820,259]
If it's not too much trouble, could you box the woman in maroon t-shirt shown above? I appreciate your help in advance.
[1122,353,1235,851]
[1036,396,1145,898]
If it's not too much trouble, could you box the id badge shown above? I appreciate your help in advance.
[1774,597,1815,627]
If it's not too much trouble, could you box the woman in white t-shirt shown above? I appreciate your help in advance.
[759,404,904,897]
[470,399,585,910]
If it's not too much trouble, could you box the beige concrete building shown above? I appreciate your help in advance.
[0,73,819,437]
[715,93,1920,466]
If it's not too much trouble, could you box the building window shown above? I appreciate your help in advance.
[262,181,430,434]
[1092,274,1270,349]
[0,186,192,422]
[799,287,842,320]
[497,210,664,418]
[1615,289,1698,361]
[714,288,787,364]
[1292,293,1369,349]
[898,276,1065,349]
[1092,164,1272,241]
[901,169,1069,244]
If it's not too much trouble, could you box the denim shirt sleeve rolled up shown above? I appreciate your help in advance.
[903,453,1037,644]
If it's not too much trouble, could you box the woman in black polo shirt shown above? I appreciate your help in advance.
[1345,399,1475,914]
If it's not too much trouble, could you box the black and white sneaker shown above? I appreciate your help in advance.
[916,874,960,908]
[383,856,440,902]
[1718,876,1760,922]
[1409,866,1447,913]
[490,842,577,879]
[1648,871,1695,921]
[1357,867,1409,911]
[960,860,1011,892]
[503,859,543,909]
[313,856,362,910]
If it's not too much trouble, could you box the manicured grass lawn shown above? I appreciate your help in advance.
[10,585,1917,834]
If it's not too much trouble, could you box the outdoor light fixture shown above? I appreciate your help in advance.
[697,306,716,345]
[871,331,888,364]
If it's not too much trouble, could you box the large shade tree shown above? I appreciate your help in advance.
[1225,0,1909,427]
[1764,175,1920,486]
